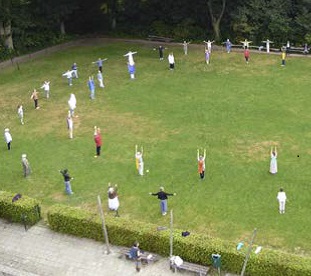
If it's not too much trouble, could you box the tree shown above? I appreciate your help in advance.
[207,0,226,41]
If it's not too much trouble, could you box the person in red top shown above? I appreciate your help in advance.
[94,126,102,158]
[244,48,250,64]
[197,149,206,179]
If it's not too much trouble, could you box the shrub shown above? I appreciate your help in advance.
[0,191,41,226]
[47,204,311,276]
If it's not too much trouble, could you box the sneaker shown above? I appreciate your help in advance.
[162,212,167,216]
[94,155,98,158]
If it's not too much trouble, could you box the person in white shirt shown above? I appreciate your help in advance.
[62,70,74,86]
[4,128,12,150]
[17,105,24,125]
[68,93,77,117]
[97,70,104,88]
[135,145,144,176]
[277,188,287,214]
[168,53,175,70]
[41,80,50,98]
[66,111,73,139]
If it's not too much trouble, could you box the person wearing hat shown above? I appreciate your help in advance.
[107,183,120,217]
[4,128,12,150]
[149,187,176,216]
[21,154,31,177]
[59,169,74,195]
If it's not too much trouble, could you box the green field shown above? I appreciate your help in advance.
[0,39,310,257]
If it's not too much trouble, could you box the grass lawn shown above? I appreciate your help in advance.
[0,39,310,257]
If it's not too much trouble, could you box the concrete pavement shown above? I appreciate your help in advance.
[0,219,176,276]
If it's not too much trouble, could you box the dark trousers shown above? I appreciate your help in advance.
[96,146,101,156]
[200,171,205,179]
[34,99,38,109]
[7,142,11,150]
[99,66,102,73]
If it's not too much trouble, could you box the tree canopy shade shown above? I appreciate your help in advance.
[1,0,311,56]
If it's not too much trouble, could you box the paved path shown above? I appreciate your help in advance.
[0,219,192,276]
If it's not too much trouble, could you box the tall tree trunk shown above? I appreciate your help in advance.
[60,21,66,35]
[0,21,14,49]
[207,0,226,42]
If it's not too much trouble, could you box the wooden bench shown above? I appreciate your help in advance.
[147,35,173,43]
[170,260,209,276]
[119,247,159,265]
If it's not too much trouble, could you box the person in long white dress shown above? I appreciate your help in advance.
[135,145,144,176]
[269,146,277,174]
[107,183,120,217]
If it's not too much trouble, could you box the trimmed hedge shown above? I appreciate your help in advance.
[47,204,311,276]
[0,191,41,225]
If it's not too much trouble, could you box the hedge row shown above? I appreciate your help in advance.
[0,191,41,225]
[47,204,311,276]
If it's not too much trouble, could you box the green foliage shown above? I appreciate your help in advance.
[48,204,311,275]
[0,191,41,225]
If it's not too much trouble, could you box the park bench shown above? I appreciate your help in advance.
[170,259,209,276]
[147,35,173,43]
[119,246,159,265]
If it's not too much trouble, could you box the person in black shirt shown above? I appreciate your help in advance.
[149,187,176,216]
[59,169,74,195]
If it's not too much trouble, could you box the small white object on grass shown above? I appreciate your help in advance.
[146,169,149,173]
[254,246,262,254]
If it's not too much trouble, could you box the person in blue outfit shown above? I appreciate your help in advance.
[88,76,96,99]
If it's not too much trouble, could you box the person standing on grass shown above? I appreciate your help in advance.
[97,70,104,88]
[88,76,96,100]
[281,50,286,66]
[17,105,24,125]
[182,41,191,55]
[66,111,73,139]
[129,242,142,272]
[197,149,206,179]
[244,48,250,64]
[269,146,278,174]
[62,70,74,86]
[224,38,232,53]
[68,93,77,117]
[135,145,144,176]
[30,89,39,109]
[21,154,31,177]
[107,183,120,217]
[168,52,175,70]
[149,187,176,216]
[277,188,287,214]
[94,126,102,158]
[71,62,78,78]
[262,39,273,53]
[4,128,12,150]
[59,169,74,195]
[92,58,107,73]
[154,45,165,60]
[40,80,50,99]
